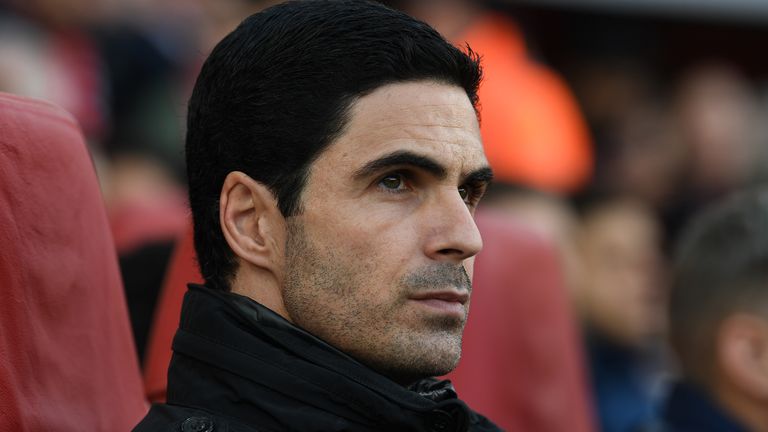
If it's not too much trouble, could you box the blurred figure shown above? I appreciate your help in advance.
[196,0,283,55]
[576,195,669,432]
[570,59,659,145]
[577,197,668,348]
[570,58,689,248]
[0,0,111,140]
[661,64,766,245]
[568,58,674,206]
[580,62,766,252]
[601,99,688,212]
[660,188,768,432]
[390,0,594,194]
[676,64,762,197]
[482,187,670,432]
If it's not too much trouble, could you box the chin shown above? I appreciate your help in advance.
[398,356,461,386]
[432,339,463,367]
[373,338,463,384]
[423,362,459,381]
[420,331,464,372]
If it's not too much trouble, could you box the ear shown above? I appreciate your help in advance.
[219,171,286,281]
[718,313,768,399]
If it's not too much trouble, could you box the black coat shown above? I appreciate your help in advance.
[133,285,501,432]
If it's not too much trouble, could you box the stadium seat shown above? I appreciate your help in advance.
[0,93,147,431]
[142,223,201,402]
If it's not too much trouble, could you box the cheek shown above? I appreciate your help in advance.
[302,188,430,280]
[346,226,416,288]
[314,217,418,291]
[310,194,413,247]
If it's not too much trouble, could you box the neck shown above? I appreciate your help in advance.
[230,268,292,321]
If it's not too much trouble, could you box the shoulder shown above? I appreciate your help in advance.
[133,404,263,432]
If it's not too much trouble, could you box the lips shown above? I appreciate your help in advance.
[408,290,469,304]
[408,290,469,316]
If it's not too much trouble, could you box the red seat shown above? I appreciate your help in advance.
[446,210,596,432]
[0,93,147,431]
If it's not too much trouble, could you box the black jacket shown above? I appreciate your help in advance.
[133,285,501,432]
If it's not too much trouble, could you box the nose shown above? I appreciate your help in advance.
[423,188,483,263]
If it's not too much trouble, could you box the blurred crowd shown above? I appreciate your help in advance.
[1,0,767,431]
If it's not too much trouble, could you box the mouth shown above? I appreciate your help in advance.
[408,290,469,316]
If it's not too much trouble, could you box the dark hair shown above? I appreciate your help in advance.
[186,0,482,291]
[669,188,768,385]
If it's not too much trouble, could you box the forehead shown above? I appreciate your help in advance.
[317,80,486,175]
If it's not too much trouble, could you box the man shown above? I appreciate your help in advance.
[134,1,499,431]
[659,189,768,431]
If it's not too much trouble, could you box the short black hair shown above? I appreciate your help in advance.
[186,0,482,291]
[669,188,768,385]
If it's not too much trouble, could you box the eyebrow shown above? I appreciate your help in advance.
[353,150,448,180]
[463,167,494,186]
[352,150,494,186]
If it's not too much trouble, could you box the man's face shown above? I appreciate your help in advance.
[579,200,666,347]
[282,81,490,385]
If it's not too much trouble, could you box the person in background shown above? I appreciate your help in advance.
[0,0,110,142]
[661,188,768,432]
[480,186,669,432]
[576,195,669,432]
[658,65,766,243]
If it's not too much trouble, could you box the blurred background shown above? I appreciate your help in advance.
[1,0,766,431]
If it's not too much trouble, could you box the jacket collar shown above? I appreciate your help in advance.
[167,284,479,431]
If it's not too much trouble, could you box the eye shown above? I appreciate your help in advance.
[378,173,406,192]
[458,181,487,207]
[458,186,470,201]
